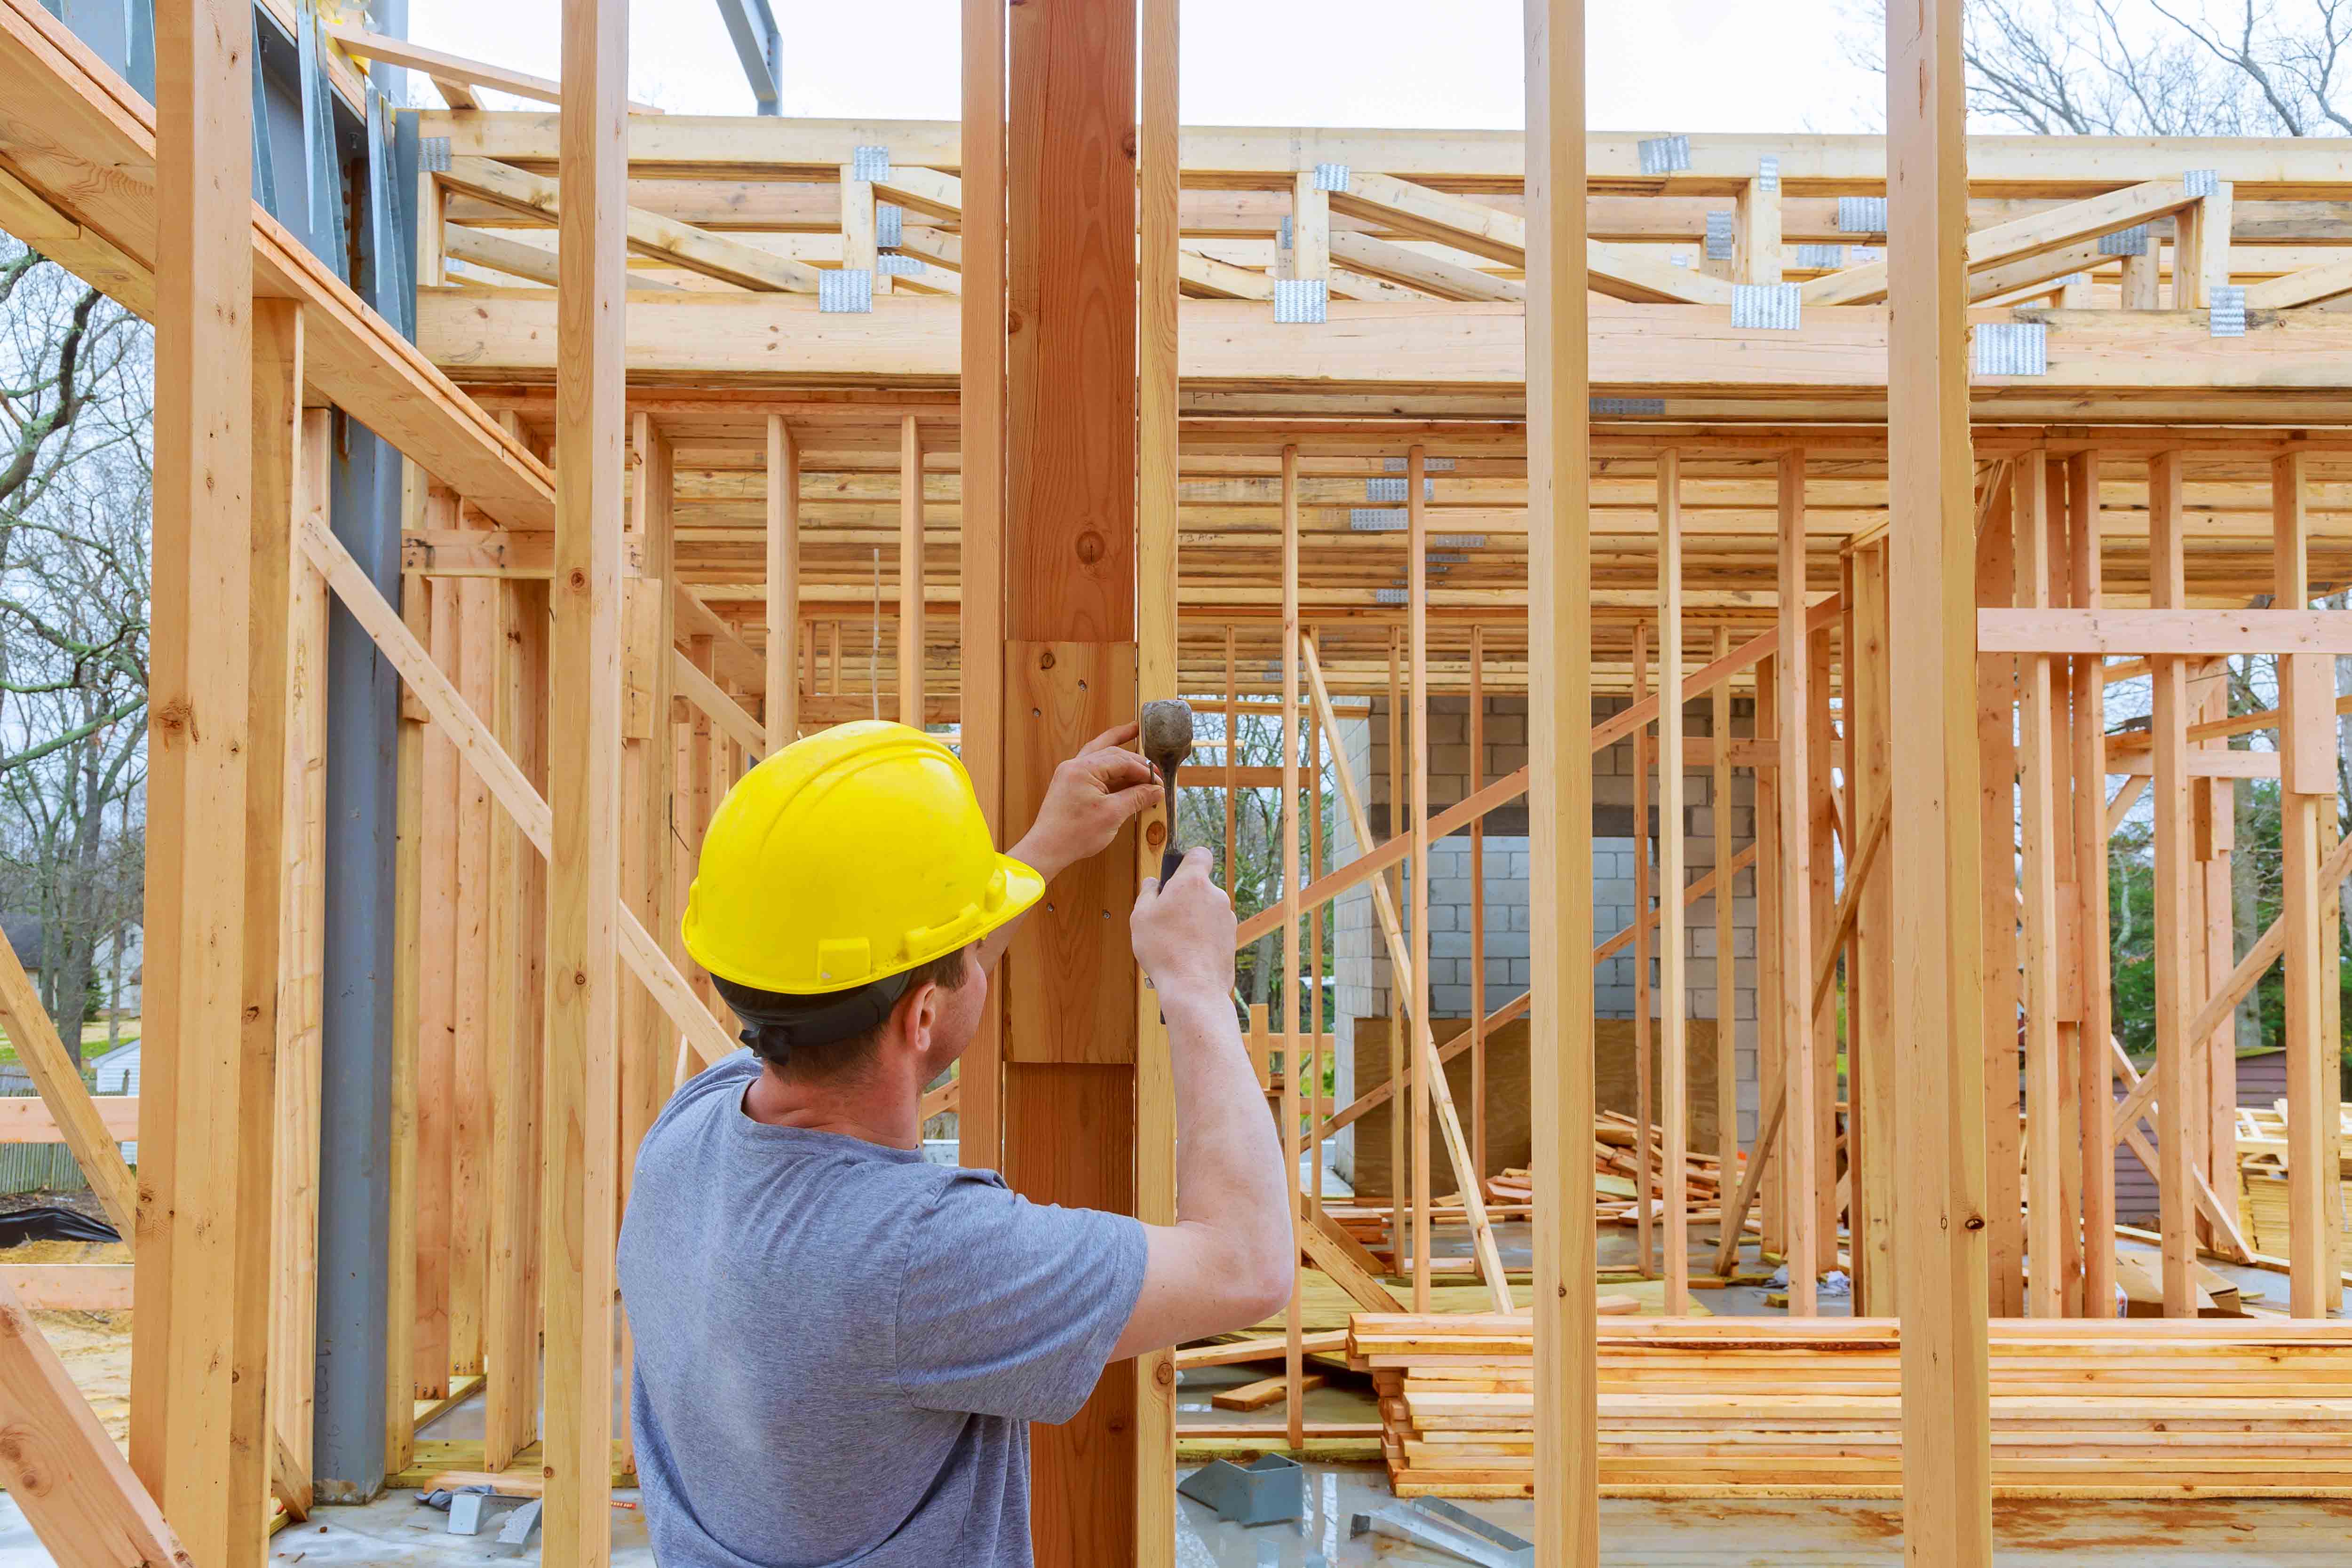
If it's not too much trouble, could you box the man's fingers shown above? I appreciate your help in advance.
[1083,721,1141,755]
[1174,844,1214,882]
[1108,782,1162,822]
[1091,749,1160,791]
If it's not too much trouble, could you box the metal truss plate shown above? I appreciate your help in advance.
[1730,283,1801,330]
[1430,533,1486,548]
[1838,195,1888,233]
[1374,588,1409,605]
[1590,396,1666,416]
[1638,134,1691,175]
[1756,154,1780,192]
[2184,167,2219,197]
[851,145,892,182]
[1383,455,1454,471]
[1704,210,1735,261]
[2209,284,2247,336]
[818,268,874,313]
[1972,321,2047,376]
[2098,223,2149,256]
[876,201,903,248]
[1366,476,1436,502]
[419,135,451,174]
[1349,508,1407,532]
[1273,277,1327,323]
[1314,161,1350,191]
[877,253,926,276]
[1795,243,1843,269]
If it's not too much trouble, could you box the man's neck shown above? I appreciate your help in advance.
[740,1063,923,1150]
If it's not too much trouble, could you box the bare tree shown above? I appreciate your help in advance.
[1844,0,2352,136]
[0,235,152,1059]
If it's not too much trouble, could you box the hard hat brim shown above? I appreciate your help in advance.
[691,849,1047,999]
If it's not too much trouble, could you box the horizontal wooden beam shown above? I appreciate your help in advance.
[1804,180,2198,307]
[1979,608,2352,655]
[328,25,663,113]
[2,1264,135,1310]
[0,1094,137,1140]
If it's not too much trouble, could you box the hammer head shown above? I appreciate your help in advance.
[1138,698,1196,772]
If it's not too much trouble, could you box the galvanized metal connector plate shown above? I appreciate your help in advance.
[875,201,903,249]
[1838,195,1888,232]
[1591,396,1666,416]
[850,144,891,182]
[1349,507,1407,532]
[1796,243,1843,269]
[1313,161,1350,191]
[1756,154,1780,192]
[2184,167,2219,197]
[2209,284,2247,336]
[1704,210,1735,261]
[2098,223,2149,256]
[1731,283,1801,330]
[818,268,874,313]
[1972,320,2048,376]
[1273,277,1327,324]
[420,135,451,174]
[1638,134,1691,175]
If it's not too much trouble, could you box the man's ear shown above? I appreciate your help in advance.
[898,980,941,1056]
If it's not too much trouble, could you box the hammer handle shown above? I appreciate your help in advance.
[1157,847,1184,891]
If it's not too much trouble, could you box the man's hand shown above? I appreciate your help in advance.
[1130,847,1236,997]
[1008,722,1163,881]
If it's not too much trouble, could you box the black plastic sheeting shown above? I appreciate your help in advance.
[0,1205,119,1248]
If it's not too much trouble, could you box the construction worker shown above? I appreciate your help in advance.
[618,719,1295,1568]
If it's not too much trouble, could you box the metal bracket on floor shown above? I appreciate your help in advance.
[445,1489,533,1536]
[1177,1454,1307,1525]
[495,1498,544,1546]
[1350,1499,1534,1568]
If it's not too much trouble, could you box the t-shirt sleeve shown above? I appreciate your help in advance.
[892,1172,1148,1424]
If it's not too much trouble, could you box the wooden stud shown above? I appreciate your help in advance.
[1886,0,1994,1548]
[1291,172,1330,285]
[451,552,495,1381]
[386,521,427,1473]
[1389,627,1408,1214]
[1526,0,1600,1555]
[1281,443,1305,1446]
[1805,601,1838,1256]
[1775,452,1817,1315]
[2067,450,2116,1316]
[415,563,457,1401]
[1754,652,1783,1261]
[898,413,923,726]
[2275,450,2341,1317]
[135,0,283,1543]
[2148,450,2197,1318]
[1137,0,1180,1541]
[1711,624,1739,1261]
[766,415,799,743]
[1851,543,1897,1314]
[1658,451,1690,1311]
[1976,475,2024,1319]
[1733,177,1781,285]
[1469,624,1488,1193]
[543,0,630,1558]
[841,161,883,292]
[956,0,1006,1177]
[1409,443,1433,1313]
[1631,618,1655,1279]
[2014,452,2064,1317]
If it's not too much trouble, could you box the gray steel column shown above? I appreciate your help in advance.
[312,7,412,1497]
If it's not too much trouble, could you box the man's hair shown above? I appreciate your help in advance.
[713,946,971,1081]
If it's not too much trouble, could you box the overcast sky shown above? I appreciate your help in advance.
[402,0,1888,133]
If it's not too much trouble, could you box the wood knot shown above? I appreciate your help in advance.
[153,698,194,736]
[1145,821,1165,847]
[1074,530,1105,565]
[1037,650,1056,671]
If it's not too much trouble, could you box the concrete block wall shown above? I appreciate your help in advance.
[1329,692,1765,1181]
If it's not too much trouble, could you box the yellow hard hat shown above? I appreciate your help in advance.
[680,721,1043,995]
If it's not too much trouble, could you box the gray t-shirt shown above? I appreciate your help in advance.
[618,1052,1148,1568]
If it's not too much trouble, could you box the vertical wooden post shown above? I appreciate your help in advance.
[841,162,882,291]
[1712,625,1738,1248]
[1852,542,1898,1314]
[957,0,1007,1174]
[2174,184,2234,309]
[1310,635,1328,1221]
[1658,451,1689,1310]
[1806,612,1838,1254]
[1733,177,1782,285]
[137,1,285,1555]
[1003,0,1142,1554]
[2275,450,2342,1316]
[1887,0,1993,1547]
[899,414,924,726]
[1291,172,1330,286]
[1470,624,1489,1189]
[386,515,426,1471]
[1976,477,2024,1318]
[2068,451,2115,1314]
[415,557,458,1400]
[766,415,799,744]
[1279,444,1305,1446]
[2147,450,2198,1318]
[1409,444,1433,1311]
[1754,653,1783,1259]
[2014,452,2064,1316]
[544,0,629,1557]
[1632,619,1655,1278]
[1389,627,1408,1210]
[1526,0,1598,1556]
[1224,627,1240,878]
[1775,452,1817,1315]
[451,546,494,1379]
[1136,0,1180,1545]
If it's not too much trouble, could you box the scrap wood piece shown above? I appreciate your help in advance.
[438,156,823,294]
[1210,1371,1327,1410]
[1176,1329,1350,1371]
[1300,1214,1405,1315]
[0,1270,188,1566]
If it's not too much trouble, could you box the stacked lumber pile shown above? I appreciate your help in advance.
[2235,1101,2352,1256]
[1349,1315,2352,1499]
